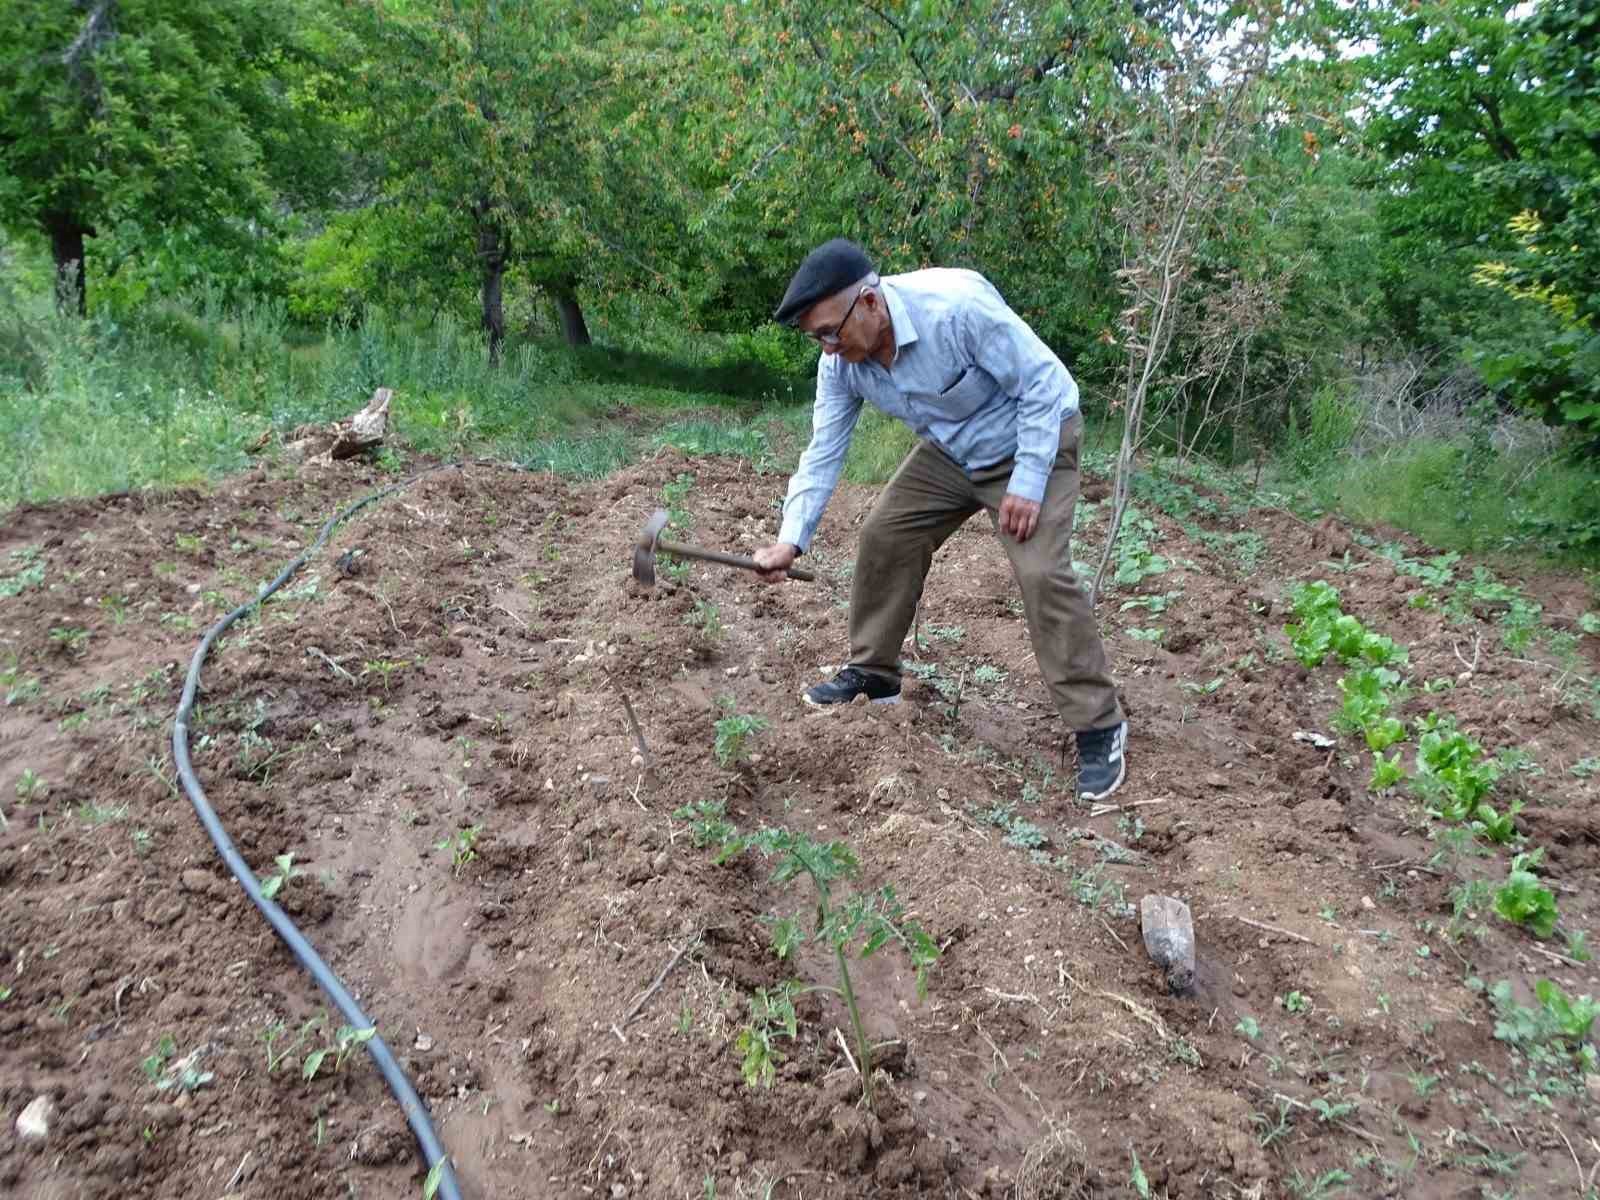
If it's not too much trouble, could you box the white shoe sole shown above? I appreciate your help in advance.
[1078,755,1127,802]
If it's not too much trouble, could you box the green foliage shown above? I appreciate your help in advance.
[0,547,44,597]
[302,1024,376,1081]
[1332,668,1406,751]
[673,799,737,850]
[259,853,301,901]
[1285,582,1407,669]
[1111,506,1171,588]
[1369,750,1406,792]
[736,983,800,1089]
[720,825,940,1110]
[713,703,769,769]
[1484,977,1599,1073]
[1411,714,1502,822]
[0,0,350,305]
[434,824,483,878]
[976,801,1048,850]
[1492,851,1558,939]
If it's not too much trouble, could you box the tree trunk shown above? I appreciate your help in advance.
[476,213,510,365]
[552,280,591,347]
[44,211,90,316]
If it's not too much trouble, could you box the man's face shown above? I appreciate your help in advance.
[799,285,878,363]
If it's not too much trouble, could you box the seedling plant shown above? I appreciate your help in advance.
[713,698,769,768]
[260,853,302,900]
[435,824,483,876]
[302,1023,377,1080]
[712,826,939,1111]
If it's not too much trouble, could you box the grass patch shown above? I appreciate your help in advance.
[1294,438,1600,568]
[0,285,798,508]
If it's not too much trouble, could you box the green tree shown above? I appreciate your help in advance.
[0,0,349,313]
[1352,0,1600,446]
[355,0,702,359]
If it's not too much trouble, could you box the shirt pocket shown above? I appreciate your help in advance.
[931,365,994,418]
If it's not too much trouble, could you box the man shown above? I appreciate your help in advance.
[750,238,1129,802]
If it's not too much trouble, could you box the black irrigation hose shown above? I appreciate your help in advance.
[170,465,463,1200]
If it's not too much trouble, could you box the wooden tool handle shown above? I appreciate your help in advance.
[657,539,815,582]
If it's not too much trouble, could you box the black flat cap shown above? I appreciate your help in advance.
[773,238,875,325]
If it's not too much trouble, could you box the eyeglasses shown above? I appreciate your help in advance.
[806,287,867,346]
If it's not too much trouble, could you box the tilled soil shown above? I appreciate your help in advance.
[1,447,1597,1199]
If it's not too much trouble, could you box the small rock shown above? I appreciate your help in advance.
[1360,895,1376,911]
[610,1184,627,1199]
[723,667,739,677]
[179,869,218,896]
[16,1095,54,1140]
[414,1033,434,1053]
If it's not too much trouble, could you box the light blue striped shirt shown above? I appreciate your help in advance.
[777,267,1079,551]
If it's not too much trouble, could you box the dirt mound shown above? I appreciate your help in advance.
[1,449,1596,1198]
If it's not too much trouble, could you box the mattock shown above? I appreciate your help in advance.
[630,509,815,587]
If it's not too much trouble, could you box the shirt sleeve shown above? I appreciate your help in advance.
[777,363,863,551]
[960,284,1076,503]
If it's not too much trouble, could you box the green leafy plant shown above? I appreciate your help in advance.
[688,599,723,640]
[260,853,301,900]
[1484,977,1599,1073]
[0,548,45,597]
[1284,581,1408,669]
[435,824,483,877]
[713,700,769,768]
[140,1034,177,1082]
[1492,851,1558,939]
[1332,667,1405,750]
[721,827,939,1111]
[1411,714,1502,822]
[1369,750,1406,792]
[735,982,800,1088]
[673,798,737,848]
[977,800,1047,849]
[14,768,45,802]
[1111,506,1171,587]
[361,657,410,695]
[303,1024,377,1080]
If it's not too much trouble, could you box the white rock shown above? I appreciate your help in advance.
[16,1095,53,1140]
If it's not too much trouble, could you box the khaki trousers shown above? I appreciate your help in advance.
[847,414,1124,732]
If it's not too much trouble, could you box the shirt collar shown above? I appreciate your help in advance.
[878,279,918,362]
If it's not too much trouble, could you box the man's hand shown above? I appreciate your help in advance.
[752,542,801,583]
[998,493,1041,542]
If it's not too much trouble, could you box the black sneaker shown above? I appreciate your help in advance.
[1076,721,1128,801]
[803,666,901,708]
